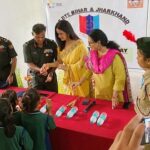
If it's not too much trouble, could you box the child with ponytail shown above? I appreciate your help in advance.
[0,98,33,150]
[14,88,56,150]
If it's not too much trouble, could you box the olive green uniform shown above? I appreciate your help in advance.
[0,37,17,86]
[23,38,58,92]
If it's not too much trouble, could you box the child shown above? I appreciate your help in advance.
[123,32,150,150]
[134,37,150,117]
[14,88,56,150]
[1,89,21,112]
[0,98,33,150]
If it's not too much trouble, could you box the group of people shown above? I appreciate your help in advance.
[0,20,133,109]
[0,88,145,150]
[0,88,55,150]
[1,19,150,149]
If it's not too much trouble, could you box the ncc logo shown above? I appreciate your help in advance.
[79,15,100,34]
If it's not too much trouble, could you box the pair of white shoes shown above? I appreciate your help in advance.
[90,111,107,126]
[55,105,78,118]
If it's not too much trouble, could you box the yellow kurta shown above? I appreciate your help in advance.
[93,55,126,101]
[59,39,89,97]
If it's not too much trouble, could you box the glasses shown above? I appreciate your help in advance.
[88,41,95,46]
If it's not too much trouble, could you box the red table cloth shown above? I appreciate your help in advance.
[50,94,136,150]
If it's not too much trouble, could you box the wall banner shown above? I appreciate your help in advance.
[45,0,149,69]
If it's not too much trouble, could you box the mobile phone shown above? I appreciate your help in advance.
[141,117,150,145]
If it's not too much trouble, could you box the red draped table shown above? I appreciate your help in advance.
[0,87,136,150]
[50,94,136,150]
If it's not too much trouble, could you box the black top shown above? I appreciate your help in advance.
[23,38,57,68]
[0,37,17,70]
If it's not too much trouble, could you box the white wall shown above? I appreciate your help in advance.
[0,0,46,86]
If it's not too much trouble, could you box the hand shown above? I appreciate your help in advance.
[109,115,144,150]
[112,91,119,109]
[71,82,81,89]
[46,99,52,115]
[58,64,67,71]
[112,97,119,109]
[16,105,22,111]
[40,67,48,76]
[41,63,50,71]
[6,74,13,85]
[45,73,53,83]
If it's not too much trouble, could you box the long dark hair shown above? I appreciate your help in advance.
[89,29,120,51]
[55,20,79,50]
[2,90,17,112]
[0,98,16,137]
[22,88,40,113]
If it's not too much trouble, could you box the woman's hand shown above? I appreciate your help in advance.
[58,64,67,71]
[71,82,81,89]
[112,91,119,109]
[112,97,119,109]
[109,115,144,150]
[41,64,50,71]
[40,67,48,76]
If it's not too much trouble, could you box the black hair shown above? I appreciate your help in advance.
[0,98,16,137]
[136,37,150,59]
[32,23,46,34]
[2,90,17,112]
[89,29,120,51]
[55,20,79,50]
[22,88,40,113]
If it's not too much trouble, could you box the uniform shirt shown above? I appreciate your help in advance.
[0,37,17,70]
[23,38,57,68]
[0,125,33,150]
[135,70,150,117]
[14,111,56,150]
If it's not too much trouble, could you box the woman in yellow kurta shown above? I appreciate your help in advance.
[93,55,126,101]
[73,29,132,109]
[43,20,89,97]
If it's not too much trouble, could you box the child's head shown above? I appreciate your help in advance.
[1,90,17,112]
[0,98,16,137]
[136,37,150,69]
[22,88,40,113]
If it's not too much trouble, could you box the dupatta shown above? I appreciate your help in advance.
[85,49,133,103]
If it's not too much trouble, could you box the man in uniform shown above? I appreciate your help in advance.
[23,23,58,92]
[0,37,18,87]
